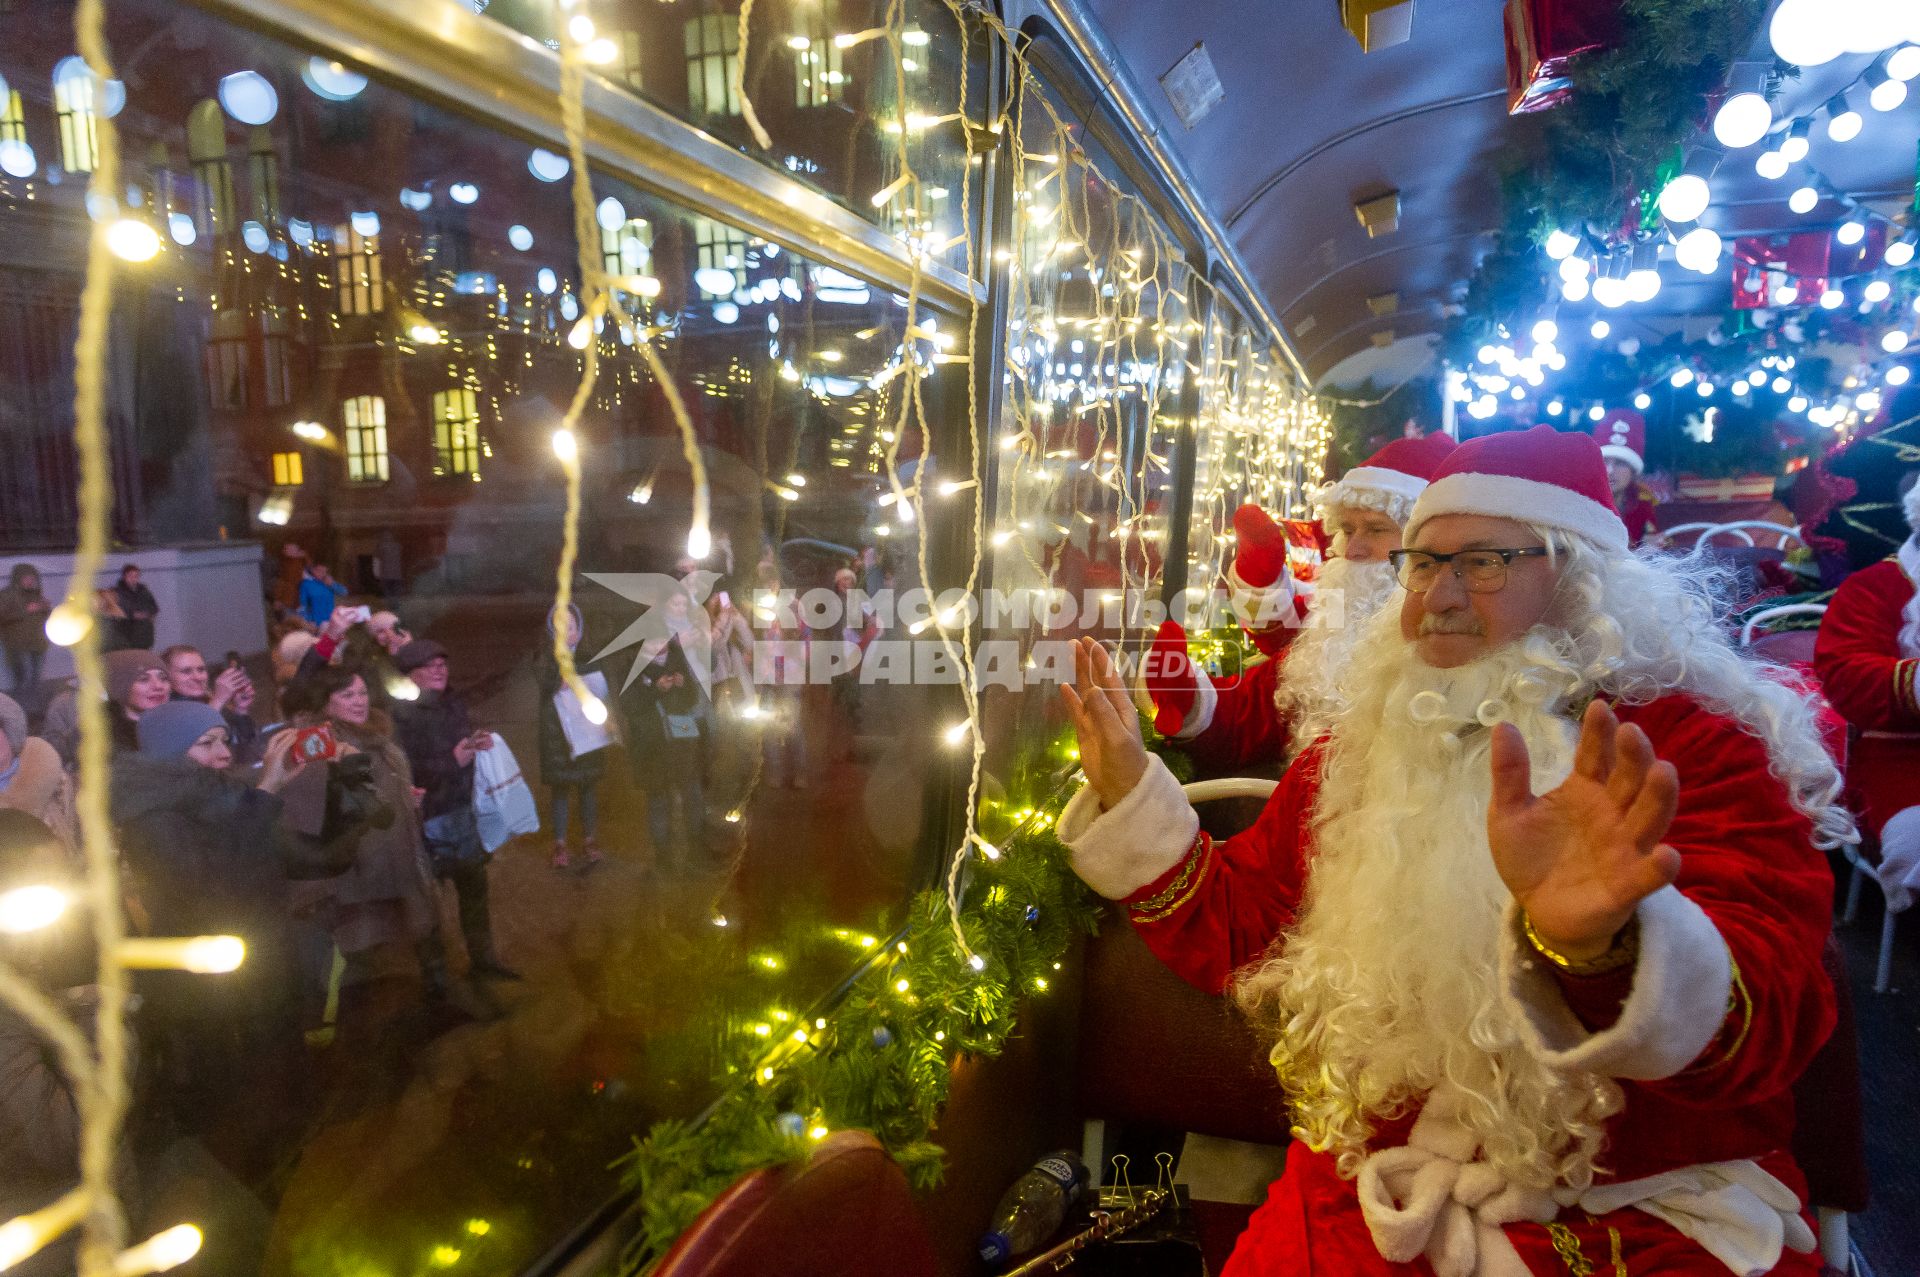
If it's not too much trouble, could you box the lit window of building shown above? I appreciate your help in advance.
[52,56,101,173]
[343,394,388,483]
[187,99,234,236]
[792,3,843,108]
[332,222,384,315]
[693,217,747,298]
[683,14,740,118]
[0,89,25,146]
[601,214,653,278]
[431,386,481,477]
[271,451,304,487]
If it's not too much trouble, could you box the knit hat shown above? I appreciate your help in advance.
[0,692,24,755]
[1406,425,1629,553]
[135,700,227,758]
[1591,409,1646,475]
[1313,433,1458,525]
[393,638,449,673]
[104,649,165,706]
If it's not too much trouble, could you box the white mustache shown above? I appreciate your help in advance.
[1418,613,1487,636]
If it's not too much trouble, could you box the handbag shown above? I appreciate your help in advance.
[422,804,484,866]
[553,669,616,759]
[472,734,541,852]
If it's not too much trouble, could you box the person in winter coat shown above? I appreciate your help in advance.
[276,664,448,998]
[0,693,77,855]
[538,605,608,869]
[296,563,348,629]
[622,588,713,866]
[44,648,175,765]
[161,644,262,766]
[109,564,159,652]
[110,701,323,1180]
[0,562,51,700]
[391,640,518,980]
[0,810,113,1277]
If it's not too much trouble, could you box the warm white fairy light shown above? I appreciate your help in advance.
[0,885,69,934]
[115,936,245,974]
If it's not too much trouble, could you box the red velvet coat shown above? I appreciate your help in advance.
[1066,695,1834,1276]
[1812,557,1920,837]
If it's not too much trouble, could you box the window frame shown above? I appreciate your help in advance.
[341,393,389,484]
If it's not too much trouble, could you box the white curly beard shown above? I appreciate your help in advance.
[1271,556,1401,748]
[1238,620,1618,1189]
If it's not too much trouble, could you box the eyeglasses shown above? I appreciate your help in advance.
[1387,547,1550,594]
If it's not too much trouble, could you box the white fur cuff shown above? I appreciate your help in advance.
[1226,562,1297,634]
[1057,753,1200,900]
[1498,886,1732,1080]
[1172,672,1218,740]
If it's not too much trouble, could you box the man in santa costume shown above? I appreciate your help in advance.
[1592,409,1659,547]
[1814,477,1920,918]
[1148,433,1456,772]
[1059,425,1852,1276]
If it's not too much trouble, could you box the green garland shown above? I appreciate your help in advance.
[614,750,1138,1269]
[610,708,1209,1271]
[1447,0,1769,357]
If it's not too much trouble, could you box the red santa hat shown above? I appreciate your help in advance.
[1406,425,1629,553]
[1591,408,1646,475]
[1313,433,1457,525]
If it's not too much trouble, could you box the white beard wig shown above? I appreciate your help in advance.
[1273,555,1402,747]
[1234,528,1856,1191]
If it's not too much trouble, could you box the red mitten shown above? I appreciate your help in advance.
[1231,503,1288,589]
[1144,619,1197,737]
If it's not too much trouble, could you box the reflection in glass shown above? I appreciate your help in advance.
[0,2,964,1269]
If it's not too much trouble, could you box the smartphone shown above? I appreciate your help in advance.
[345,605,372,625]
[290,723,338,763]
[224,650,244,671]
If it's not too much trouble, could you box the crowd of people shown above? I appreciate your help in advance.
[0,536,902,1267]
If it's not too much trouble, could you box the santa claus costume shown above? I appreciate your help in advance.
[1152,433,1457,772]
[1591,410,1659,548]
[1814,480,1920,913]
[1066,427,1851,1276]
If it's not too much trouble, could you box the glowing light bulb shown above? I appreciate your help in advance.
[1838,219,1866,246]
[1883,330,1909,353]
[1889,366,1912,386]
[1544,229,1579,259]
[113,1224,203,1276]
[1634,392,1652,410]
[1671,368,1695,388]
[1755,150,1789,180]
[1789,395,1809,412]
[117,936,245,973]
[1590,320,1610,339]
[968,954,986,971]
[0,885,67,934]
[551,429,578,462]
[1820,288,1845,309]
[1789,186,1820,215]
[107,219,161,262]
[687,521,711,560]
[1866,280,1893,303]
[44,603,91,647]
[1657,173,1711,222]
[1712,92,1772,148]
[1872,78,1908,111]
[1827,106,1862,142]
[1531,319,1558,343]
[1887,239,1916,267]
[1774,284,1799,306]
[1587,405,1606,422]
[943,720,971,746]
[581,695,608,725]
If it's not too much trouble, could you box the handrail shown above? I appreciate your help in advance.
[191,0,985,314]
[1654,521,1803,552]
[1739,603,1827,647]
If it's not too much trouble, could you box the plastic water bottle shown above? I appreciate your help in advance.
[977,1150,1090,1267]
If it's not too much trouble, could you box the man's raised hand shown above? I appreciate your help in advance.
[1059,636,1149,811]
[1487,700,1682,962]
